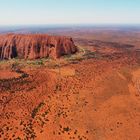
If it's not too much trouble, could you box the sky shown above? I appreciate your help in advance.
[0,0,140,25]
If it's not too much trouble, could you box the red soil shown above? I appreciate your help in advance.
[0,70,21,79]
[0,50,140,140]
[0,32,140,140]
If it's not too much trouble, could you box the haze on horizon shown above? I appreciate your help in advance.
[0,0,140,26]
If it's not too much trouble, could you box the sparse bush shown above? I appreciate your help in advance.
[31,102,45,118]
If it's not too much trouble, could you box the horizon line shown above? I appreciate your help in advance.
[0,23,140,27]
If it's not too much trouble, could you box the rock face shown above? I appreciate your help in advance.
[0,34,77,59]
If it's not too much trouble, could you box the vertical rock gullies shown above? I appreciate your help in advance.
[0,34,77,60]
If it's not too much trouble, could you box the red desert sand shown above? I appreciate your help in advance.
[0,32,140,140]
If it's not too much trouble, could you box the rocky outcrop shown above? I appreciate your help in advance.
[0,34,77,59]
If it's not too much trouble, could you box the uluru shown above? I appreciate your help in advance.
[0,34,77,60]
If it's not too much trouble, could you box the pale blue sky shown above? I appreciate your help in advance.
[0,0,140,25]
